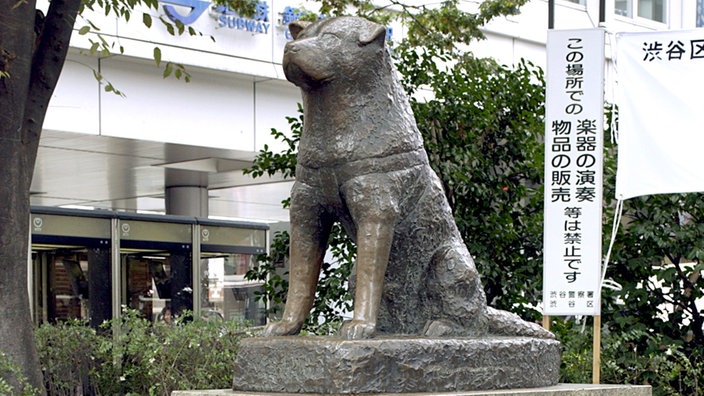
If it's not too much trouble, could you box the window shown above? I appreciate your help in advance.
[638,0,666,21]
[615,0,667,23]
[615,0,630,17]
[200,254,266,325]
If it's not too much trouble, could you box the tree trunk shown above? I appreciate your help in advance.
[0,138,42,393]
[0,0,81,393]
[0,2,44,392]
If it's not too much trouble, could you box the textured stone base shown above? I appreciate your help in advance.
[173,384,652,396]
[231,336,561,394]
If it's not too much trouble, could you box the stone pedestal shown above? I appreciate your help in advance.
[173,384,652,396]
[231,336,561,394]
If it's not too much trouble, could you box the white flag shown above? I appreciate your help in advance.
[615,30,704,200]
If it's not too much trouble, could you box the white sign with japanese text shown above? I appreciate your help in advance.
[543,29,605,316]
[615,30,704,200]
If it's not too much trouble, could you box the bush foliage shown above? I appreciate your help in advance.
[34,311,251,396]
[0,351,39,396]
[555,317,703,395]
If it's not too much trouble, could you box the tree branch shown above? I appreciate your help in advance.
[672,258,696,294]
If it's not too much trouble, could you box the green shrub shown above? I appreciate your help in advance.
[0,351,40,396]
[556,318,703,395]
[35,319,105,395]
[35,310,253,396]
[110,310,252,395]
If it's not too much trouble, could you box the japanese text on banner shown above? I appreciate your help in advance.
[543,29,605,316]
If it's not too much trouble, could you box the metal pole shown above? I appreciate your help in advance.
[599,0,606,24]
[192,224,202,319]
[111,218,121,325]
[111,217,122,367]
[548,0,555,29]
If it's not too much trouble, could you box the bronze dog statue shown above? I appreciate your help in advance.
[264,16,553,340]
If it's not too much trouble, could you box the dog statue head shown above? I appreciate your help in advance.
[283,17,387,91]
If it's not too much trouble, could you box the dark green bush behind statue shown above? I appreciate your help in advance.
[33,311,250,396]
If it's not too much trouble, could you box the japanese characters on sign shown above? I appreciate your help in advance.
[544,29,605,316]
[641,37,704,61]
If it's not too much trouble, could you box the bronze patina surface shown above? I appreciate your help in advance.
[233,16,561,393]
[264,16,551,341]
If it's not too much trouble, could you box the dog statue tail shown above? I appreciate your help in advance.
[485,307,555,339]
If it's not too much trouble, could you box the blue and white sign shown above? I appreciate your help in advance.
[161,0,272,34]
[162,0,211,25]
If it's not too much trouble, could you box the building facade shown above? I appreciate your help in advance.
[35,0,701,222]
[35,0,700,221]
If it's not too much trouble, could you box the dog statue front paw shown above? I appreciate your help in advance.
[339,320,376,340]
[263,319,304,337]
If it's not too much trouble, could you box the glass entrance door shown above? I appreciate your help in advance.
[200,253,264,324]
[117,215,194,323]
[197,219,268,326]
[32,247,113,327]
[32,250,87,323]
[120,250,192,324]
[31,208,112,327]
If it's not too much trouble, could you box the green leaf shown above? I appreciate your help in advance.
[78,25,91,35]
[153,47,162,67]
[143,12,153,28]
[87,19,101,31]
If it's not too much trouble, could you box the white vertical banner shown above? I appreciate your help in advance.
[543,29,605,316]
[615,30,704,200]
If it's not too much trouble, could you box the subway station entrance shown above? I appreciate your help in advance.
[30,206,269,327]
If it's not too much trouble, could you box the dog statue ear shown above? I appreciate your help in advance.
[359,24,386,47]
[289,20,310,39]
